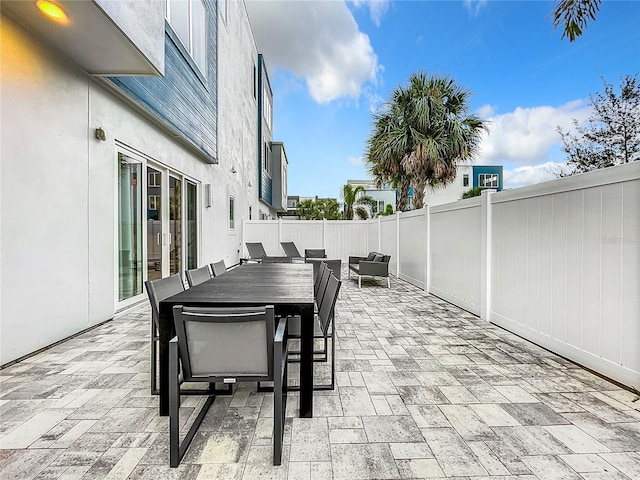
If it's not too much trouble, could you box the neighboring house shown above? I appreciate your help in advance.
[271,142,288,216]
[347,179,397,216]
[0,1,286,365]
[421,165,504,207]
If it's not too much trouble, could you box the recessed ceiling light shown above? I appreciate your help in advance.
[36,0,69,24]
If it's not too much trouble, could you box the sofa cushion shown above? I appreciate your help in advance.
[373,254,384,262]
[366,252,377,261]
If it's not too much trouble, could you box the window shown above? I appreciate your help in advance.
[263,82,272,130]
[166,0,207,76]
[218,0,226,24]
[229,195,235,230]
[148,195,160,210]
[479,174,499,188]
[287,199,297,209]
[252,63,257,99]
[463,174,469,187]
[149,171,161,187]
[378,201,385,213]
[262,141,271,175]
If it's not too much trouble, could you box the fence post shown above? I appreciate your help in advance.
[396,211,401,278]
[278,217,283,253]
[425,205,430,293]
[480,190,495,321]
[322,218,327,249]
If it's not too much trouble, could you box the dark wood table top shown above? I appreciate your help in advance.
[161,262,314,306]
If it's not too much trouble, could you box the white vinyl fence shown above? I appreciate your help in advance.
[243,162,640,389]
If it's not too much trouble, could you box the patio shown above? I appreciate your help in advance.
[1,270,639,480]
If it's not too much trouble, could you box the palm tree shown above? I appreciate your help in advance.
[366,71,488,210]
[341,184,377,220]
[365,103,412,211]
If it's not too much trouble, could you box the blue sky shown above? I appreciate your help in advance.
[246,0,640,199]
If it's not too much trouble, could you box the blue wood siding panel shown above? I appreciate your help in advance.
[258,54,273,205]
[473,165,503,191]
[108,2,217,163]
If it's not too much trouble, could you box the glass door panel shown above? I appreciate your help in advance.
[186,180,198,269]
[169,175,182,275]
[118,154,143,301]
[146,167,163,281]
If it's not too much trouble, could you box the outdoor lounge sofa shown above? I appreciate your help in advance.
[348,252,391,288]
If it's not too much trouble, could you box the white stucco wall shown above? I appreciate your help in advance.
[0,6,262,364]
[423,164,472,207]
[217,0,262,251]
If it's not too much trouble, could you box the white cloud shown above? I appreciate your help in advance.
[348,155,363,166]
[246,0,381,104]
[503,162,562,189]
[350,0,391,26]
[477,100,590,166]
[463,0,488,16]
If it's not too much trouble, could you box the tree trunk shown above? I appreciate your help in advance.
[412,178,426,210]
[397,177,411,211]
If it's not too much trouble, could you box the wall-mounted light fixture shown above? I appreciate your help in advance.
[204,184,211,208]
[248,181,253,188]
[95,127,106,141]
[36,0,69,25]
[231,166,237,174]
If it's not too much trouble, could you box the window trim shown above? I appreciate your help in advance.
[165,0,208,82]
[228,195,235,231]
[478,173,499,188]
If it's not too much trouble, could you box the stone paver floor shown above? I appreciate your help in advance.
[1,270,639,479]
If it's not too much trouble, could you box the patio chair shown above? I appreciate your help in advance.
[169,305,288,467]
[145,274,185,395]
[280,241,304,262]
[287,271,341,390]
[262,256,292,263]
[185,266,212,287]
[146,274,232,397]
[245,242,267,262]
[210,260,227,277]
[348,252,391,288]
[304,248,327,259]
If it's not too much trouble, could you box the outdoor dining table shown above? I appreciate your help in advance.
[157,262,315,417]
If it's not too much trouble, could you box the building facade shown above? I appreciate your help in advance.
[422,165,503,207]
[0,0,285,364]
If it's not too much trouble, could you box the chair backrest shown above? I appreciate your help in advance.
[173,305,275,381]
[210,260,227,277]
[305,248,326,259]
[324,259,341,280]
[262,256,292,263]
[318,273,341,335]
[145,274,185,328]
[246,242,267,259]
[185,266,212,287]
[315,263,331,306]
[280,241,302,258]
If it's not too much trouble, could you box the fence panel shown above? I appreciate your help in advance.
[368,219,379,253]
[324,221,368,260]
[243,221,279,257]
[380,216,398,275]
[398,209,427,289]
[490,164,640,388]
[429,199,482,315]
[280,220,324,254]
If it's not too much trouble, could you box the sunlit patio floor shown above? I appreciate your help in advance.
[1,269,639,479]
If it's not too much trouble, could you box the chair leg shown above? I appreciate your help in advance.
[273,330,287,465]
[170,340,215,468]
[387,276,391,288]
[358,275,361,289]
[151,326,159,395]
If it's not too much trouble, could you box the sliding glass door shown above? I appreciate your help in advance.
[118,154,143,301]
[117,149,199,306]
